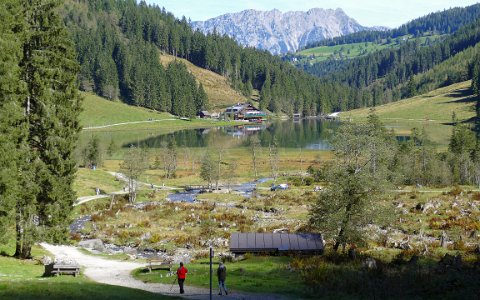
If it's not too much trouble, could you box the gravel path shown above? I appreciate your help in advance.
[40,243,289,300]
[83,119,177,130]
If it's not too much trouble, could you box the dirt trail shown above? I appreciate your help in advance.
[83,119,177,130]
[41,244,289,300]
[74,172,181,206]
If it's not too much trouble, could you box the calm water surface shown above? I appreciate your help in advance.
[126,119,338,150]
[79,119,339,154]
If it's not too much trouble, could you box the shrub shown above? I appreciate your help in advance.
[70,233,82,241]
[453,239,469,251]
[138,219,151,228]
[449,186,463,197]
[200,219,215,239]
[91,213,106,222]
[149,233,162,244]
[304,177,314,186]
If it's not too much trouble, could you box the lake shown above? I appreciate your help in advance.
[79,119,339,154]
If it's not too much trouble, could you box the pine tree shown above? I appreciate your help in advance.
[259,71,271,111]
[0,0,25,244]
[406,76,417,98]
[14,0,83,258]
[195,83,208,112]
[84,135,102,168]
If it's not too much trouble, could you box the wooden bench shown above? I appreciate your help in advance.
[44,263,80,277]
[146,258,172,272]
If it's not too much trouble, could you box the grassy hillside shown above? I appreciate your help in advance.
[160,54,247,108]
[80,93,174,128]
[295,34,444,64]
[340,81,476,145]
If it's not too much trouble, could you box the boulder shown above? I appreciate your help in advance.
[362,257,377,270]
[423,200,440,214]
[54,256,78,265]
[123,246,137,256]
[141,232,152,241]
[41,255,53,266]
[79,239,105,251]
[440,231,449,249]
[219,252,235,262]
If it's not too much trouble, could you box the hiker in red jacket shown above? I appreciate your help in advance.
[176,262,188,294]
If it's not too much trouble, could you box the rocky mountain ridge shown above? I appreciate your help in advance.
[191,8,368,55]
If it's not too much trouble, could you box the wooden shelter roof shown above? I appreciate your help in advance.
[230,233,323,253]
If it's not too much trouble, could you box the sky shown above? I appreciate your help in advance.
[145,0,479,28]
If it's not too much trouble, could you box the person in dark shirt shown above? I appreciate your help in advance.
[217,262,228,295]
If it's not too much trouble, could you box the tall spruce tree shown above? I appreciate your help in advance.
[13,0,82,258]
[0,0,25,244]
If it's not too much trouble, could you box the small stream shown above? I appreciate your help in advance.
[166,178,273,202]
[70,179,274,258]
[70,215,92,233]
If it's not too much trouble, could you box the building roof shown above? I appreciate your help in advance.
[230,233,323,253]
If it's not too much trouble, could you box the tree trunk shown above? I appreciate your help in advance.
[216,151,222,190]
[14,211,22,257]
[252,144,258,179]
[333,233,343,252]
[21,241,32,259]
[14,206,33,259]
[334,195,355,252]
[109,194,115,210]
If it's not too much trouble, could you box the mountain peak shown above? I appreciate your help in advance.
[192,8,366,55]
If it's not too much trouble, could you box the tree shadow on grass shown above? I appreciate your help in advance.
[438,88,477,104]
[0,250,12,257]
[445,87,472,98]
[298,252,480,299]
[440,95,477,104]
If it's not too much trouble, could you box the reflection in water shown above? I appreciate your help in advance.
[128,119,338,149]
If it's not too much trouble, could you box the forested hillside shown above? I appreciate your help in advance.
[304,3,480,48]
[62,1,480,116]
[62,1,207,118]
[62,0,354,116]
[293,4,480,111]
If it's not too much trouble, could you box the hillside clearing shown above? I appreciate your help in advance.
[295,34,445,64]
[160,54,247,108]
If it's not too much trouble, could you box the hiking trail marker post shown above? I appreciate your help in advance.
[209,247,213,300]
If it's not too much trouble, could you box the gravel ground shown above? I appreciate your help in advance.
[40,243,288,300]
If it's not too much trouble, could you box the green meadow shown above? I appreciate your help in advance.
[340,81,475,146]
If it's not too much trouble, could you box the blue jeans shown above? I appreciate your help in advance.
[218,280,228,294]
